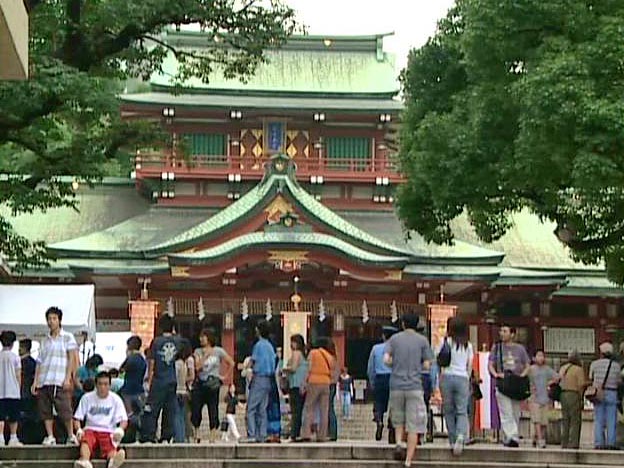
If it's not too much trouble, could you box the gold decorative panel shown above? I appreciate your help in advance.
[264,195,295,223]
[286,130,310,159]
[240,129,263,165]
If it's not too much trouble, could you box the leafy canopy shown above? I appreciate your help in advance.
[397,0,624,282]
[0,0,297,271]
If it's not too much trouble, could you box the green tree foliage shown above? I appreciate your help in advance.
[398,0,624,282]
[0,0,297,271]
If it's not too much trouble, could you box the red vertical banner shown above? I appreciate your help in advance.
[222,329,235,385]
[427,303,458,351]
[128,300,159,353]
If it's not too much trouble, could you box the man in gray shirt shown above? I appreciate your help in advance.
[589,342,621,449]
[384,314,433,467]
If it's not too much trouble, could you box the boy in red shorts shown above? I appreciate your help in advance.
[73,371,128,468]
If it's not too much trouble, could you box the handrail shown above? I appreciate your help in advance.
[135,151,401,175]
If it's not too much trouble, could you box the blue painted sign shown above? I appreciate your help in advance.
[266,121,285,153]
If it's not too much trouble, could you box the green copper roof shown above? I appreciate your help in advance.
[48,156,512,268]
[48,207,217,256]
[120,92,403,111]
[149,31,399,97]
[67,259,169,275]
[341,211,504,264]
[403,264,501,281]
[552,275,624,298]
[450,210,603,271]
[169,231,409,267]
[147,158,412,258]
[403,265,568,285]
[494,268,568,286]
[3,184,148,245]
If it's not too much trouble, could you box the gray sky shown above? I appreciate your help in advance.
[285,0,456,71]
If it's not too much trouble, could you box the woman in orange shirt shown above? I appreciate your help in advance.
[300,337,335,442]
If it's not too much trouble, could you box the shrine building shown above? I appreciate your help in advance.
[3,31,623,375]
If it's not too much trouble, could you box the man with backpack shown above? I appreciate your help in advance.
[487,325,530,447]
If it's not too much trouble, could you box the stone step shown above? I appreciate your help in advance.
[2,460,621,468]
[0,444,621,466]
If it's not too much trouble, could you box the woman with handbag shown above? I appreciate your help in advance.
[437,317,473,456]
[588,342,621,449]
[300,337,335,442]
[558,350,586,449]
[191,329,235,443]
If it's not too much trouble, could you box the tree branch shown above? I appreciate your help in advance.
[0,94,63,137]
[23,0,44,13]
[142,35,203,60]
[566,225,624,251]
[94,12,188,65]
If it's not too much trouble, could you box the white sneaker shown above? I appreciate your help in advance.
[0,438,5,447]
[453,435,464,456]
[108,449,126,468]
[73,460,93,468]
[42,435,57,446]
[8,437,22,446]
[67,434,80,445]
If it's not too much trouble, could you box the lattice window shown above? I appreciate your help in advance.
[326,137,371,159]
[182,133,226,156]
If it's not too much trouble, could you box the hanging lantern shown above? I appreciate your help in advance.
[197,297,205,321]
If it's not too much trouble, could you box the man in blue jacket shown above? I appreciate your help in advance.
[368,325,397,442]
[244,321,276,443]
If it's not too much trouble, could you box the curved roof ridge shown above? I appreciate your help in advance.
[168,231,410,266]
[147,175,275,253]
[284,177,412,257]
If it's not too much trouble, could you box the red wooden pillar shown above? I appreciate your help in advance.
[333,331,345,370]
[333,313,345,369]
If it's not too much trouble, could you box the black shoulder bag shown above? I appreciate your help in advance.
[495,343,530,401]
[437,337,452,368]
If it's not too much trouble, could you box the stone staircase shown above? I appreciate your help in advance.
[209,401,379,441]
[1,444,623,468]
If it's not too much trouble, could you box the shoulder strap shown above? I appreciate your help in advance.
[497,342,504,373]
[602,359,614,389]
[319,349,333,375]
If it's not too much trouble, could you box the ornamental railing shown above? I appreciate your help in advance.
[135,151,401,178]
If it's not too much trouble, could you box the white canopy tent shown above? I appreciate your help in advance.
[0,284,96,340]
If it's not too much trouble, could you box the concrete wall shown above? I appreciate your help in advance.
[0,0,28,80]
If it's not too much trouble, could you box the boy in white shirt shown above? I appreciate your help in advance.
[73,371,128,468]
[0,330,22,446]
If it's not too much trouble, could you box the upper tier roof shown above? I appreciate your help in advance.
[148,31,399,97]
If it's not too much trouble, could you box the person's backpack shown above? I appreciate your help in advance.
[437,338,452,368]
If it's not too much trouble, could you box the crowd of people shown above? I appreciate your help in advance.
[2,306,624,467]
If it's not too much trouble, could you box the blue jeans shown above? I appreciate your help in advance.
[440,374,470,445]
[341,391,352,418]
[246,376,272,441]
[594,389,618,448]
[172,394,187,443]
